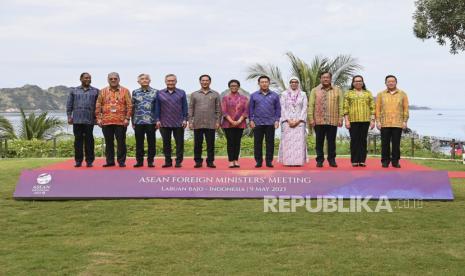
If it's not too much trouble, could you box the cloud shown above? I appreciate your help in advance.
[0,0,464,107]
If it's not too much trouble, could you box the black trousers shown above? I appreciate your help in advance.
[194,128,215,164]
[381,127,402,165]
[314,125,337,163]
[134,124,156,163]
[102,125,127,165]
[349,122,370,163]
[254,125,275,164]
[223,128,244,161]
[73,124,95,163]
[160,127,184,164]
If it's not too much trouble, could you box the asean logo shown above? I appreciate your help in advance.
[36,173,52,185]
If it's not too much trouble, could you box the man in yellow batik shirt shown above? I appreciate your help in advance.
[375,75,409,168]
[308,72,344,168]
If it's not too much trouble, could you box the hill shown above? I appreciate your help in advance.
[0,85,71,112]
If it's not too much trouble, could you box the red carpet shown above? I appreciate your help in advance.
[40,157,432,172]
[447,171,465,178]
[35,157,465,178]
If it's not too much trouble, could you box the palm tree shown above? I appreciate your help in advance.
[18,108,65,140]
[246,52,362,95]
[0,116,16,139]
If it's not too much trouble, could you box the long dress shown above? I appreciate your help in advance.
[278,90,308,166]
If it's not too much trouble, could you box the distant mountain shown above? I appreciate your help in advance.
[409,105,431,110]
[0,85,71,112]
[372,95,431,111]
[0,85,430,112]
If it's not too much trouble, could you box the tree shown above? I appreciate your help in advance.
[413,0,465,54]
[0,116,16,139]
[246,52,362,96]
[1,109,67,140]
[17,108,65,140]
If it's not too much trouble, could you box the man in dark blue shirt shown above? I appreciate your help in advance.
[66,72,99,167]
[249,75,281,168]
[155,74,188,168]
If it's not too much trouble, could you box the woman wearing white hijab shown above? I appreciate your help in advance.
[278,77,308,166]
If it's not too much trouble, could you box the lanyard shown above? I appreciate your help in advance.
[110,89,120,104]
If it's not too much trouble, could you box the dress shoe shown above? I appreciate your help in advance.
[392,163,401,168]
[352,163,359,167]
[316,162,323,168]
[359,163,366,167]
[86,163,93,168]
[133,163,143,168]
[329,162,338,168]
[207,163,216,168]
[382,162,389,168]
[74,162,82,168]
[175,163,182,168]
[194,163,202,168]
[119,163,126,168]
[103,163,115,167]
[255,163,262,168]
[148,162,155,168]
[162,163,173,168]
[266,162,274,168]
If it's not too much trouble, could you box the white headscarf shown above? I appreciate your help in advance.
[288,76,301,92]
[287,76,301,103]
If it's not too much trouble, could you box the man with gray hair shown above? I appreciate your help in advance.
[95,72,133,167]
[132,73,158,168]
[155,74,188,168]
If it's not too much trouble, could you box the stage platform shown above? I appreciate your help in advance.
[14,157,454,200]
[39,157,432,171]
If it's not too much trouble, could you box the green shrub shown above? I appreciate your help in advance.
[0,134,449,158]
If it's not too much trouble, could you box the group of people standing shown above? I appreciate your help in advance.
[66,71,409,169]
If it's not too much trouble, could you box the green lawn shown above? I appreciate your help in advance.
[411,158,465,171]
[1,159,464,275]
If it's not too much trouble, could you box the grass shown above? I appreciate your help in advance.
[411,159,464,171]
[1,159,465,275]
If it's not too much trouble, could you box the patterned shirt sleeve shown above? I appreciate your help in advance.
[274,94,281,123]
[402,93,409,122]
[307,88,316,122]
[95,89,104,122]
[125,89,133,119]
[66,88,74,118]
[188,93,194,126]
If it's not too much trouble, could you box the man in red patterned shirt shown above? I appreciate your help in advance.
[96,72,133,167]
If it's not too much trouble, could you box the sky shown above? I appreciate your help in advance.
[0,0,464,108]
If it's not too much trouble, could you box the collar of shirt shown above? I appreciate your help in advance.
[321,85,333,91]
[78,85,93,91]
[136,86,155,93]
[109,86,121,92]
[350,89,368,94]
[161,88,177,94]
[385,89,398,94]
[228,92,241,97]
[259,89,271,95]
[197,89,213,95]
